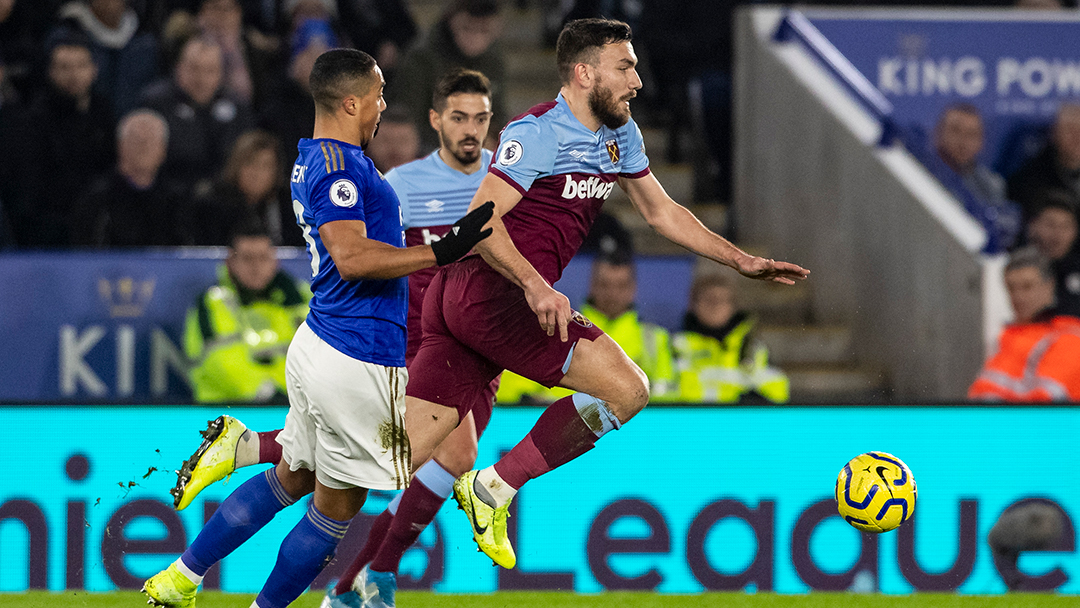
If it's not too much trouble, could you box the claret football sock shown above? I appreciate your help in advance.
[256,430,283,465]
[182,469,296,575]
[492,393,617,496]
[369,460,456,574]
[255,502,350,608]
[333,508,394,595]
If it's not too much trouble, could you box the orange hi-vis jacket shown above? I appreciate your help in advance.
[969,314,1080,402]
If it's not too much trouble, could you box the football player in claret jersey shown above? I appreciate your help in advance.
[142,49,493,608]
[397,17,810,577]
[162,68,502,608]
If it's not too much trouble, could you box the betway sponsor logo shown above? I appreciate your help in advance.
[561,175,615,200]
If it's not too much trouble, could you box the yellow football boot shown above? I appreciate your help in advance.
[142,563,198,607]
[171,415,247,511]
[452,470,516,569]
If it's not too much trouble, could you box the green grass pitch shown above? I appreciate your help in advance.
[4,591,1076,608]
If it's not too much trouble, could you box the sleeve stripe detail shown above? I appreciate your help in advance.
[320,141,333,173]
[618,167,651,179]
[334,144,345,172]
[489,166,528,196]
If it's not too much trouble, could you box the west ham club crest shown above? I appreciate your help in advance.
[605,139,619,165]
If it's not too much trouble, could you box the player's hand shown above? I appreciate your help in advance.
[736,255,810,285]
[431,201,495,266]
[525,283,571,342]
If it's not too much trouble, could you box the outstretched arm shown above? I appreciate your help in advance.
[466,173,573,341]
[619,173,809,284]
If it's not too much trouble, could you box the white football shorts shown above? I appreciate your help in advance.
[278,322,411,490]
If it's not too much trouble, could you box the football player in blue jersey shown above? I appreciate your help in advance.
[142,49,493,608]
[160,68,501,608]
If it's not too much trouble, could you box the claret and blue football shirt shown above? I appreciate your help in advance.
[488,92,651,283]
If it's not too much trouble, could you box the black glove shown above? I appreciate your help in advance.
[431,201,495,266]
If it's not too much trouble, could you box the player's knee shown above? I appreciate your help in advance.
[432,442,477,477]
[605,371,649,423]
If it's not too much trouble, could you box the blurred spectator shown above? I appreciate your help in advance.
[1025,192,1080,316]
[191,129,302,247]
[926,104,1022,253]
[0,0,58,100]
[497,252,677,403]
[0,52,24,249]
[185,220,310,403]
[582,252,677,397]
[579,210,635,257]
[15,34,115,248]
[364,105,420,173]
[989,499,1069,591]
[672,272,789,403]
[337,0,417,78]
[258,17,330,161]
[140,35,254,196]
[195,0,282,111]
[71,109,190,247]
[1014,0,1064,8]
[969,247,1080,402]
[52,0,160,116]
[1008,104,1080,218]
[390,0,507,152]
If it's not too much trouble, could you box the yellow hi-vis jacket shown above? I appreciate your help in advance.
[495,303,677,404]
[184,265,310,403]
[671,314,789,404]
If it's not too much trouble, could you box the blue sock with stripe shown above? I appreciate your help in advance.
[254,502,350,608]
[181,469,296,576]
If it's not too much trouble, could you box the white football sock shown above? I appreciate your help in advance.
[174,557,204,585]
[474,466,517,508]
[234,430,260,468]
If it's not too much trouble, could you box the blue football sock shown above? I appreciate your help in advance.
[181,469,296,576]
[255,502,350,608]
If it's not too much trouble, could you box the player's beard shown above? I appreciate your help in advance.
[442,132,482,166]
[588,80,632,130]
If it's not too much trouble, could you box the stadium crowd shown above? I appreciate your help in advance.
[3,0,1080,403]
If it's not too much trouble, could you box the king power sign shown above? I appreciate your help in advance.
[806,12,1080,162]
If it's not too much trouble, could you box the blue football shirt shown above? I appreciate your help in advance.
[290,138,407,367]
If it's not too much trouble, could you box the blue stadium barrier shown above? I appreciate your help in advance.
[800,9,1080,174]
[0,250,695,403]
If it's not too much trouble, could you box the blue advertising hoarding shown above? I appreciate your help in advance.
[0,251,694,403]
[0,406,1075,595]
[805,11,1080,175]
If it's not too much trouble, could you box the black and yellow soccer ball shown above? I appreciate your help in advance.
[835,451,917,533]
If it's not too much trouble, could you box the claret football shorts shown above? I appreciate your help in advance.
[279,322,411,490]
[407,257,604,421]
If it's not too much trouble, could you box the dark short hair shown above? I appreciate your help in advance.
[309,48,378,114]
[594,248,635,270]
[445,0,501,19]
[432,68,491,112]
[937,103,982,130]
[690,272,736,304]
[1006,246,1054,282]
[555,18,632,84]
[1030,188,1080,217]
[228,214,273,247]
[47,28,94,59]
